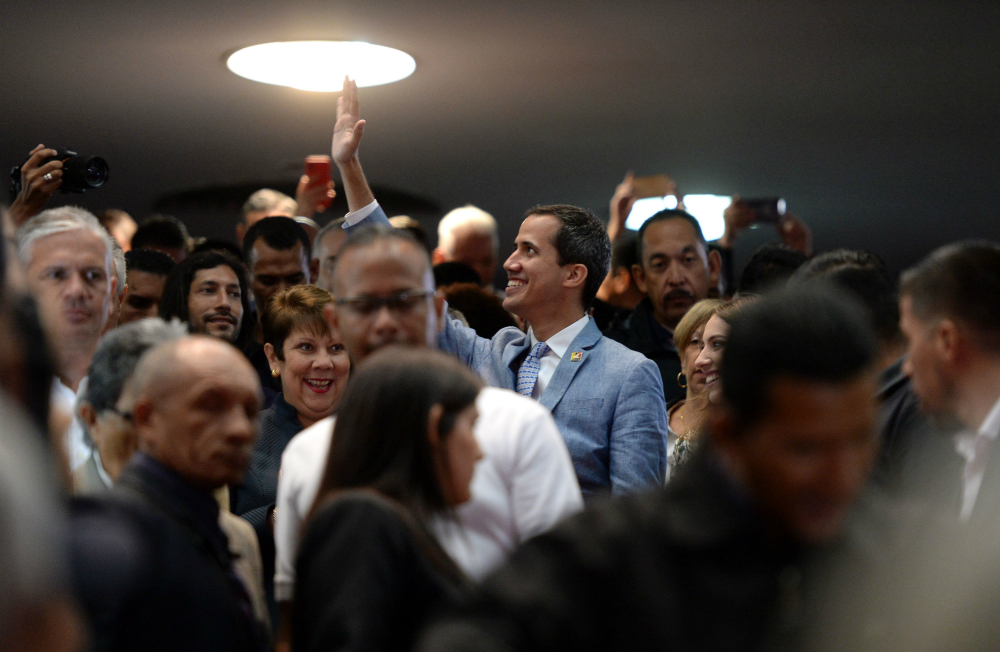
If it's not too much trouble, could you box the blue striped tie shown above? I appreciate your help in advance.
[516,342,549,397]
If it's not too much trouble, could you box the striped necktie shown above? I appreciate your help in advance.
[516,341,549,397]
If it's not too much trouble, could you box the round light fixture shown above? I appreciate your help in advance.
[226,40,416,91]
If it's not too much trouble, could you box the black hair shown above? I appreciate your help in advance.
[611,231,639,273]
[900,240,1000,352]
[722,284,877,426]
[792,249,900,346]
[242,216,311,266]
[310,347,481,578]
[124,248,176,277]
[131,215,189,251]
[434,262,481,288]
[158,250,253,349]
[191,238,245,262]
[524,204,610,310]
[636,209,707,263]
[738,244,808,294]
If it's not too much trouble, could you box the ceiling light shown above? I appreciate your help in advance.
[226,41,416,92]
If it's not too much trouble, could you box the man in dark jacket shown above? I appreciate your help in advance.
[420,286,893,652]
[70,336,268,652]
[605,209,720,405]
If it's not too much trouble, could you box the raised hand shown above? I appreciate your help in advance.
[332,76,367,167]
[608,172,636,243]
[295,174,336,218]
[6,144,63,229]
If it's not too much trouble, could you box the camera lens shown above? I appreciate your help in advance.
[81,157,109,187]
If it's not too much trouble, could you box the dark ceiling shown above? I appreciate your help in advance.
[2,0,998,276]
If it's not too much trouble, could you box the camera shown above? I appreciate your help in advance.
[10,148,109,199]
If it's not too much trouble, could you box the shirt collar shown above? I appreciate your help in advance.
[528,315,590,359]
[978,394,1000,440]
[93,449,114,489]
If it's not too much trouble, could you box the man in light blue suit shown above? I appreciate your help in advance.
[330,78,668,494]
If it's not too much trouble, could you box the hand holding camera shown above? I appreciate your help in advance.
[7,145,109,229]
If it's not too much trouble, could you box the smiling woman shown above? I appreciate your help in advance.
[232,284,349,547]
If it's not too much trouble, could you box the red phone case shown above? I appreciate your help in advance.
[304,155,333,209]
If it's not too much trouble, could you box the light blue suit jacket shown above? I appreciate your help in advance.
[345,206,669,495]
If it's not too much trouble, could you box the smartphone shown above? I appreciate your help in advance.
[304,155,333,209]
[743,198,786,224]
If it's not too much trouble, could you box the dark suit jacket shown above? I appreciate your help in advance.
[70,454,267,652]
[419,445,903,652]
[604,297,685,406]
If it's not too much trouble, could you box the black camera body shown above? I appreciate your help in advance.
[10,148,109,200]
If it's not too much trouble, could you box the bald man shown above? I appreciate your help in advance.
[69,337,269,652]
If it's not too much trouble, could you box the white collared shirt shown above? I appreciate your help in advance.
[342,200,380,227]
[955,394,1000,521]
[51,377,92,471]
[526,315,590,399]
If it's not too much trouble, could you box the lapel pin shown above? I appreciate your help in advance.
[570,352,583,362]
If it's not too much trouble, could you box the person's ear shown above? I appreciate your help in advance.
[426,404,445,448]
[707,248,722,287]
[264,342,279,369]
[431,248,447,266]
[632,263,649,294]
[936,319,961,366]
[562,263,588,291]
[78,402,99,433]
[309,258,320,284]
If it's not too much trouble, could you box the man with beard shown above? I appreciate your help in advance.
[605,209,721,405]
[898,241,1000,522]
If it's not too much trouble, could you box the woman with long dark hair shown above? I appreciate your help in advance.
[292,347,483,652]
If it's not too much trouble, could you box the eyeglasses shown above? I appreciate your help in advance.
[334,290,433,316]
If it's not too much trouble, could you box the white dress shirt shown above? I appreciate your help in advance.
[955,395,1000,521]
[342,199,381,227]
[272,386,583,599]
[525,315,590,399]
[51,377,92,471]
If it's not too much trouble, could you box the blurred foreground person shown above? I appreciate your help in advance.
[0,394,83,652]
[311,217,347,290]
[293,348,481,652]
[274,225,582,647]
[665,298,720,470]
[16,207,118,470]
[118,248,174,325]
[69,336,270,652]
[419,286,885,652]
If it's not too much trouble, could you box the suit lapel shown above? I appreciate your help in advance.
[539,318,602,411]
[501,331,532,389]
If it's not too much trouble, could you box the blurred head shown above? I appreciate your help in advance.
[159,250,251,347]
[794,249,902,364]
[315,347,482,519]
[331,225,443,363]
[899,241,1000,429]
[78,318,187,479]
[120,249,175,325]
[262,285,349,428]
[106,239,127,330]
[131,336,262,490]
[634,210,721,330]
[673,298,722,395]
[596,232,644,310]
[16,207,117,360]
[243,216,312,313]
[238,188,297,244]
[503,204,609,322]
[312,218,347,292]
[710,286,878,544]
[390,215,430,251]
[738,244,808,294]
[131,215,190,263]
[434,205,498,286]
[440,282,518,339]
[98,209,138,251]
[694,295,758,404]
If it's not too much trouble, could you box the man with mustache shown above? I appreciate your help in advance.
[606,210,722,406]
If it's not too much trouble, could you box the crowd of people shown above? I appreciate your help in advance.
[2,76,1000,652]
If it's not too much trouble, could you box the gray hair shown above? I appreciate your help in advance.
[437,205,498,255]
[15,206,114,270]
[314,218,347,260]
[241,188,297,220]
[110,238,127,300]
[0,395,68,638]
[77,318,188,446]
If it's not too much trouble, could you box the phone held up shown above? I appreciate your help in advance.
[304,155,333,210]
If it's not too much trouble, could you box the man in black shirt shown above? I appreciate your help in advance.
[420,286,890,652]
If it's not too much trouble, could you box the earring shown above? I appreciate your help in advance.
[677,372,687,389]
[271,368,280,378]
